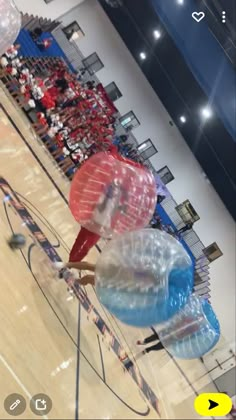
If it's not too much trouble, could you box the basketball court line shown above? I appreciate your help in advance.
[1,188,153,419]
[7,188,154,418]
[1,195,81,420]
[0,177,160,417]
[0,355,48,420]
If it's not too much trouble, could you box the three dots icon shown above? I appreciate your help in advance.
[222,11,226,23]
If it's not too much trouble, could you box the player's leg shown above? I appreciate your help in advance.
[144,341,164,354]
[54,261,95,284]
[66,261,95,272]
[76,274,95,286]
[69,227,100,263]
[137,332,159,345]
[135,341,164,361]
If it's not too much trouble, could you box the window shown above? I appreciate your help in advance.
[82,53,104,75]
[203,243,223,263]
[157,165,174,185]
[105,82,122,102]
[119,111,140,131]
[175,200,200,223]
[137,139,157,161]
[63,21,84,42]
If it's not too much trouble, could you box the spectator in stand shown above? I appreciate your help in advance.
[86,80,96,90]
[29,27,43,41]
[36,37,53,51]
[112,136,121,146]
[119,135,128,144]
[5,44,21,59]
[177,222,193,235]
[55,78,69,93]
[162,224,176,236]
[150,214,162,230]
[157,195,165,204]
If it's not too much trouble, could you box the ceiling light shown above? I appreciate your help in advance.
[180,115,187,123]
[153,29,161,40]
[139,52,147,60]
[201,107,213,120]
[177,0,184,4]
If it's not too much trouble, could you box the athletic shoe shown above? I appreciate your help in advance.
[53,261,65,270]
[119,353,129,362]
[70,268,81,280]
[59,268,66,279]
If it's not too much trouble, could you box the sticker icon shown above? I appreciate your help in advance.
[35,399,47,411]
[30,394,52,416]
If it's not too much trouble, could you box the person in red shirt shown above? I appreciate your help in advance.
[36,37,53,51]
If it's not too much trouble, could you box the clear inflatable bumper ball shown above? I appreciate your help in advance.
[0,0,21,56]
[95,229,194,327]
[156,294,220,359]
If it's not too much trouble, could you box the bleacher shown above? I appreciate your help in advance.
[16,29,76,73]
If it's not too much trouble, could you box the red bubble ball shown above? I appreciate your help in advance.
[69,152,157,238]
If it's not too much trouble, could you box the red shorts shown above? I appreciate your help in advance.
[69,227,100,262]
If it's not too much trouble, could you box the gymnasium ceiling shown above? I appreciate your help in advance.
[99,0,236,220]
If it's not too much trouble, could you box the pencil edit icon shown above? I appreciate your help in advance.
[4,393,26,416]
[9,399,21,411]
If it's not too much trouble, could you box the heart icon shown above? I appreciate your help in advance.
[192,11,205,22]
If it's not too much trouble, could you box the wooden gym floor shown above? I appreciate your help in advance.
[0,84,217,419]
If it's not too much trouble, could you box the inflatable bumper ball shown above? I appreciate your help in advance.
[0,0,21,56]
[156,294,220,359]
[95,229,194,327]
[69,152,157,238]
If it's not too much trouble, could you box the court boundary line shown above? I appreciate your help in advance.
[9,191,155,416]
[0,354,48,420]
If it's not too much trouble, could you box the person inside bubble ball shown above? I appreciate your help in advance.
[119,331,164,369]
[136,331,164,354]
[55,258,159,291]
[120,315,202,371]
[93,180,128,231]
[133,315,201,361]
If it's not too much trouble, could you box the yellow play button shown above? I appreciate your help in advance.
[194,393,232,417]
